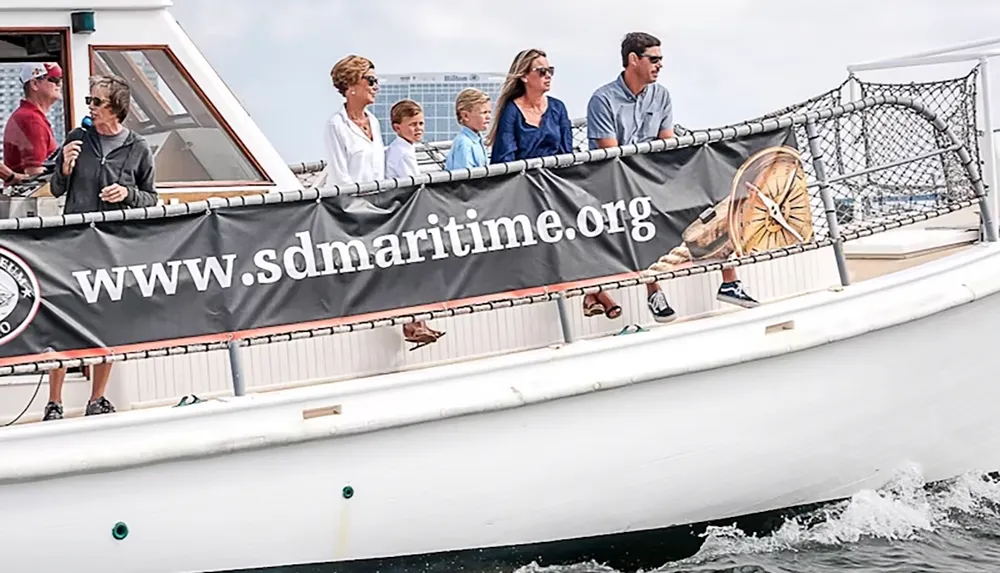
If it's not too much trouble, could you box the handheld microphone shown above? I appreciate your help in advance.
[81,116,93,130]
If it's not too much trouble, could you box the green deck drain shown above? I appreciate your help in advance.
[342,485,354,499]
[112,521,129,540]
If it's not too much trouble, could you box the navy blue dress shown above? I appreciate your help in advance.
[490,96,574,164]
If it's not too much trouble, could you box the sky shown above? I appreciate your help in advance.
[168,0,1000,164]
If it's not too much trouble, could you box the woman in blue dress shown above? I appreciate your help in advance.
[486,49,621,320]
[486,48,573,165]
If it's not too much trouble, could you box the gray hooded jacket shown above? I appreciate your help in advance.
[50,126,158,215]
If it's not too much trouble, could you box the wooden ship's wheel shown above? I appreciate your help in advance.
[727,146,814,258]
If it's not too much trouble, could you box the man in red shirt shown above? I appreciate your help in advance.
[1,63,73,420]
[1,62,62,186]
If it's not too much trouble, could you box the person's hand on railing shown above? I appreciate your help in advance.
[4,172,26,186]
[4,171,52,198]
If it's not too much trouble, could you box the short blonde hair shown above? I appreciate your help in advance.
[330,55,374,96]
[391,99,423,125]
[455,88,490,124]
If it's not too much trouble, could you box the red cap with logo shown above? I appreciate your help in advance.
[19,62,63,84]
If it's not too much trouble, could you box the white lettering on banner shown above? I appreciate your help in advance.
[71,196,658,304]
[72,256,236,303]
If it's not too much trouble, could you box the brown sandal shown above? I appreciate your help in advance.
[403,323,444,351]
[604,305,622,320]
[583,294,605,317]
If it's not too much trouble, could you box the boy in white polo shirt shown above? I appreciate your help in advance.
[385,99,424,179]
[383,99,444,349]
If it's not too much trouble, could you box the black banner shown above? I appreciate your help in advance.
[0,128,812,365]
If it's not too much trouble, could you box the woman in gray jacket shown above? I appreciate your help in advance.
[43,74,159,421]
[51,75,158,215]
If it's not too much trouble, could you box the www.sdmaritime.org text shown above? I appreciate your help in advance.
[70,197,657,304]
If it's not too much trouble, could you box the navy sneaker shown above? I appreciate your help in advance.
[42,401,63,421]
[647,290,676,323]
[717,281,759,309]
[85,396,116,416]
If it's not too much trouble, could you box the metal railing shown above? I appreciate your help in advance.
[0,95,991,389]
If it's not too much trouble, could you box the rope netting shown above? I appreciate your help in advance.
[751,68,983,241]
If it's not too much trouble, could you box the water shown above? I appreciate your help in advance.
[510,469,1000,573]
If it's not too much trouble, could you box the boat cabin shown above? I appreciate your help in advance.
[0,0,301,210]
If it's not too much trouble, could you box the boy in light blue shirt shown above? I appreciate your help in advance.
[445,88,491,170]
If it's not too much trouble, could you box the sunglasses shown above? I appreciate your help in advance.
[639,54,663,65]
[43,76,62,85]
[363,75,378,87]
[85,96,107,107]
[533,66,555,78]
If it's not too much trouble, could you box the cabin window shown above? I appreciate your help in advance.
[90,46,268,186]
[0,31,72,164]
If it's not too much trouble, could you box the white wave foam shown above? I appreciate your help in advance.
[510,468,1000,573]
[513,559,620,573]
[680,467,1000,565]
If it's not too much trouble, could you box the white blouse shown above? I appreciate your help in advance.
[321,106,385,189]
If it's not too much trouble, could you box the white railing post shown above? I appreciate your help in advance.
[805,120,851,287]
[554,293,574,344]
[227,338,246,397]
[979,57,999,232]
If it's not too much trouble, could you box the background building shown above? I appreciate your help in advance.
[371,72,505,145]
[0,63,67,163]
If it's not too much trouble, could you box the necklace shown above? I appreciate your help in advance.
[349,113,368,128]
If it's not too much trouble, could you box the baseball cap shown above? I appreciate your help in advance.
[19,62,63,84]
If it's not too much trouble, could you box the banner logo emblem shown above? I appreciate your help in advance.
[0,248,40,346]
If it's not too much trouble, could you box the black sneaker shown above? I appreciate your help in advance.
[647,290,676,323]
[717,281,759,309]
[42,401,63,421]
[85,396,116,416]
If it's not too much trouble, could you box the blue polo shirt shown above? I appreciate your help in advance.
[586,73,673,149]
[445,126,488,170]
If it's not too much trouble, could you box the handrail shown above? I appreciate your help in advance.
[0,95,987,232]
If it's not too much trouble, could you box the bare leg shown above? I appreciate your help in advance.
[646,282,660,296]
[48,367,66,404]
[595,291,619,312]
[721,267,737,283]
[90,363,112,401]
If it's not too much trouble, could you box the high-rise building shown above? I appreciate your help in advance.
[0,64,66,163]
[371,72,505,145]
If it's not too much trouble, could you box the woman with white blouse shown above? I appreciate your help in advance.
[322,54,384,188]
[320,55,444,350]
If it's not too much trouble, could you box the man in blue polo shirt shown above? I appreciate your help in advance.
[587,32,758,321]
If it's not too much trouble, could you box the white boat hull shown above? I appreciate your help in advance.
[2,243,1000,573]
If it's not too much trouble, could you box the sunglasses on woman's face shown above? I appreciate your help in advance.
[363,75,378,87]
[533,66,555,78]
[85,96,106,107]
